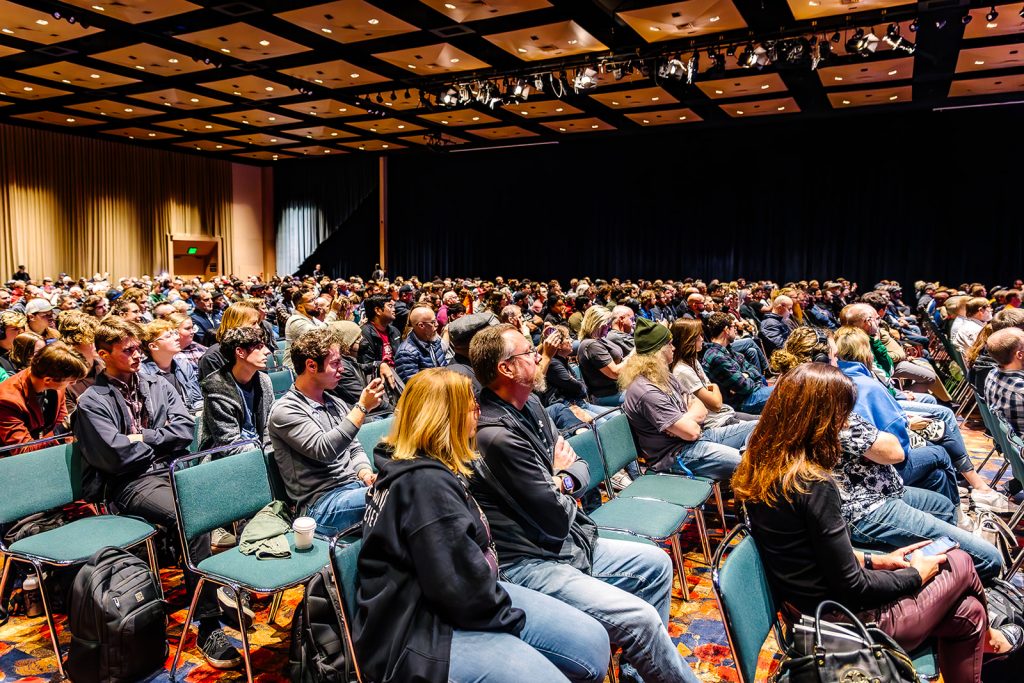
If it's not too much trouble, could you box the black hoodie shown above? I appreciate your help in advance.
[354,448,524,683]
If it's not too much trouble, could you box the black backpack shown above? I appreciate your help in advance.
[288,567,352,683]
[66,546,167,683]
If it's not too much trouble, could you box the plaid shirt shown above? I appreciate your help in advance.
[985,368,1024,436]
[701,341,765,406]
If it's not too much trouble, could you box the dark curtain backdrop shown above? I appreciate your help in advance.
[385,106,1023,287]
[273,155,378,278]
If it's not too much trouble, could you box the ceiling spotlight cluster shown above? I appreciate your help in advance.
[49,10,90,29]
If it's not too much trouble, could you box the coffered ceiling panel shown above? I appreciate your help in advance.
[720,97,801,117]
[91,44,215,77]
[827,85,912,108]
[372,44,490,74]
[618,1,747,43]
[130,89,230,110]
[18,62,140,90]
[420,0,551,23]
[215,110,303,127]
[61,0,201,24]
[67,100,164,119]
[624,108,702,126]
[172,24,311,63]
[278,59,389,89]
[484,21,607,61]
[590,86,678,110]
[277,1,418,44]
[0,1,102,44]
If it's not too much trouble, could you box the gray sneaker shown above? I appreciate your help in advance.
[211,527,237,549]
[200,628,242,669]
[217,586,254,630]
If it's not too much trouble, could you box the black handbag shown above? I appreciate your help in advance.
[773,600,917,683]
[987,578,1024,629]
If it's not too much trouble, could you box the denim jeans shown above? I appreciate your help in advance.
[306,481,368,535]
[899,401,973,474]
[448,581,610,683]
[546,403,587,432]
[730,337,768,375]
[501,538,698,683]
[893,442,959,506]
[591,392,625,408]
[670,421,757,481]
[737,385,773,415]
[849,487,1003,580]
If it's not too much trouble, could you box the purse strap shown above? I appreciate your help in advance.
[813,600,874,650]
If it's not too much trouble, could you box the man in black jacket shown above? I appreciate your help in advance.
[467,325,699,683]
[72,318,242,670]
[200,325,274,453]
[358,296,401,368]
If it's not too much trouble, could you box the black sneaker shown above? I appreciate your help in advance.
[199,628,243,669]
[217,586,255,630]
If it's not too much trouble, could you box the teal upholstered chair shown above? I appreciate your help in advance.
[0,437,160,680]
[355,416,394,472]
[595,412,719,560]
[269,368,294,400]
[327,537,365,683]
[276,339,287,351]
[169,444,335,683]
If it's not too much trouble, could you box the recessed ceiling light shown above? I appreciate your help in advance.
[611,100,620,105]
[270,138,277,142]
[148,132,156,137]
[974,60,985,65]
[382,144,389,149]
[124,107,133,112]
[558,127,566,131]
[650,26,661,32]
[888,69,898,75]
[90,73,101,79]
[168,58,179,64]
[331,132,338,136]
[221,48,231,53]
[808,0,819,6]
[135,65,145,70]
[709,16,720,22]
[889,95,898,100]
[233,91,240,95]
[265,86,274,91]
[449,58,460,63]
[1,28,13,34]
[679,115,687,120]
[591,124,599,128]
[471,116,479,120]
[441,120,448,124]
[321,27,333,33]
[834,76,843,81]
[554,107,564,112]
[736,110,744,115]
[338,108,347,112]
[642,119,650,124]
[61,79,70,84]
[65,117,75,123]
[204,124,212,129]
[517,48,528,53]
[407,64,416,69]
[987,22,998,28]
[715,89,723,94]
[190,98,199,103]
[258,40,270,47]
[761,84,770,89]
[268,116,276,121]
[367,18,379,25]
[777,106,785,111]
[324,149,331,153]
[216,145,222,149]
[445,3,457,9]
[92,5,105,10]
[567,39,578,45]
[520,111,529,115]
[23,86,33,91]
[842,99,851,104]
[36,19,49,25]
[370,128,377,132]
[651,96,659,101]
[350,73,360,78]
[397,124,405,129]
[306,134,313,138]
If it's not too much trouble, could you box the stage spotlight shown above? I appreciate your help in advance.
[830,31,841,43]
[962,14,973,24]
[909,18,919,32]
[658,56,686,80]
[986,6,998,22]
[440,88,458,107]
[573,66,598,91]
[737,44,755,68]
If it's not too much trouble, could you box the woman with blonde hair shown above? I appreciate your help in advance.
[355,368,609,683]
[577,306,627,406]
[735,363,1018,683]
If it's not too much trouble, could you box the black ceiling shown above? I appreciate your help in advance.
[1,0,1023,164]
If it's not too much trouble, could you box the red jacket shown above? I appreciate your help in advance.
[0,370,67,454]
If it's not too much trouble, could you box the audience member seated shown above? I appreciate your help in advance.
[190,289,220,346]
[538,325,604,427]
[445,312,498,394]
[358,296,402,371]
[606,305,636,355]
[735,363,1019,683]
[0,342,87,453]
[24,298,59,341]
[952,297,993,358]
[0,310,26,374]
[169,311,206,371]
[757,295,796,354]
[55,310,102,428]
[984,327,1024,438]
[10,332,44,372]
[670,319,757,428]
[72,318,241,669]
[269,328,383,532]
[198,301,262,380]
[466,324,699,683]
[701,313,773,414]
[394,303,449,382]
[621,318,756,481]
[200,325,273,454]
[577,307,628,407]
[140,320,203,414]
[283,289,335,369]
[356,368,610,683]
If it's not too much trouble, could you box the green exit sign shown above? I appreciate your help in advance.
[187,247,198,255]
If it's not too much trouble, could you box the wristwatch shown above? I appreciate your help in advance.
[863,553,873,570]
[560,474,576,494]
[354,403,369,415]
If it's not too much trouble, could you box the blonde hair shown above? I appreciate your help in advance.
[834,326,874,368]
[770,327,831,374]
[578,306,612,341]
[386,368,478,476]
[216,302,261,342]
[56,310,98,346]
[618,351,672,393]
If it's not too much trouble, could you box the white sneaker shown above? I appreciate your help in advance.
[971,489,1019,515]
[610,470,633,492]
[211,527,237,549]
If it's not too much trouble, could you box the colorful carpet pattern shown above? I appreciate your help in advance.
[0,415,1015,682]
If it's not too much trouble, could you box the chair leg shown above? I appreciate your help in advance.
[144,537,163,600]
[234,587,256,683]
[713,482,729,534]
[170,576,205,682]
[990,460,1009,488]
[694,508,712,564]
[1007,549,1024,582]
[0,554,12,608]
[669,535,689,603]
[32,560,67,680]
[978,447,997,471]
[269,591,283,624]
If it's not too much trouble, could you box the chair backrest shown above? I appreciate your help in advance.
[711,525,778,683]
[171,446,273,547]
[269,368,294,399]
[565,428,606,494]
[993,414,1024,484]
[974,392,1004,454]
[0,442,75,525]
[332,538,363,624]
[356,416,393,472]
[188,414,202,453]
[276,339,287,351]
[595,412,639,474]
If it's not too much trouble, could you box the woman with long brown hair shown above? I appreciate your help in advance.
[669,319,756,427]
[733,364,1020,683]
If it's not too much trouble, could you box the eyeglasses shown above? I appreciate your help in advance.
[119,344,143,356]
[415,319,438,327]
[506,349,539,362]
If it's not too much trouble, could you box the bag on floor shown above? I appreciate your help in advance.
[288,567,351,683]
[773,600,917,683]
[971,509,1019,572]
[65,546,167,683]
[987,578,1024,629]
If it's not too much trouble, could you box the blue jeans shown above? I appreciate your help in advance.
[849,487,1003,581]
[670,421,756,481]
[737,385,773,414]
[900,401,973,474]
[591,392,625,407]
[306,481,368,535]
[893,443,959,506]
[449,581,610,683]
[730,337,768,375]
[547,403,587,432]
[501,538,698,683]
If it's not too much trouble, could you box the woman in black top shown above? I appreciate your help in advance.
[732,363,1021,683]
[355,368,609,683]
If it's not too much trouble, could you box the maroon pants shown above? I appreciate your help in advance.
[864,549,987,683]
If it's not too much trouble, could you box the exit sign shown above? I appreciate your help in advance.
[187,247,198,255]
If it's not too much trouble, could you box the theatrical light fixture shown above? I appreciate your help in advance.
[986,6,998,22]
[658,56,686,80]
[935,18,947,29]
[909,18,919,32]
[573,66,598,91]
[830,31,841,43]
[962,13,973,24]
[737,44,755,68]
[440,87,458,106]
[846,29,880,56]
[685,52,699,84]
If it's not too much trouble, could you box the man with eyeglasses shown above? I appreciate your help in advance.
[394,304,449,382]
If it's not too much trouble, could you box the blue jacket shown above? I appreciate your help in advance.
[758,313,793,353]
[838,360,911,452]
[140,356,203,413]
[394,333,449,382]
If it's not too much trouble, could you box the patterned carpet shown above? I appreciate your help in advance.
[0,413,1017,683]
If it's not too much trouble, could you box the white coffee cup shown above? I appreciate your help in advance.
[292,516,317,551]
